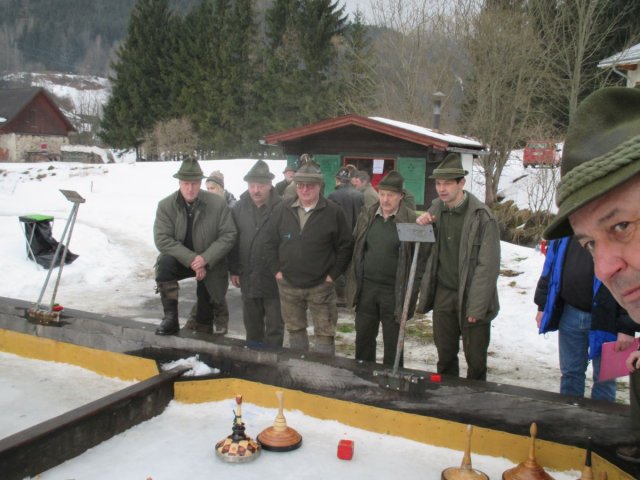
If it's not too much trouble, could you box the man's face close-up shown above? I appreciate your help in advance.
[296,181,321,206]
[378,189,403,216]
[570,174,640,322]
[435,178,465,207]
[179,180,201,203]
[248,182,271,207]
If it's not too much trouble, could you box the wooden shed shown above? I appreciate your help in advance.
[263,114,486,209]
[0,87,75,162]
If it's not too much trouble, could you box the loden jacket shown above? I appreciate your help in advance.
[416,191,500,326]
[153,189,236,303]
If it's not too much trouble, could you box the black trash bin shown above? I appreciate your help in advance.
[19,214,79,268]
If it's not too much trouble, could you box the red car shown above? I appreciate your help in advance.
[523,141,561,168]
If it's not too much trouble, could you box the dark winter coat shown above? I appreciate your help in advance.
[416,192,500,326]
[534,236,636,358]
[275,179,291,197]
[154,190,236,302]
[346,202,429,321]
[265,195,354,289]
[327,183,364,231]
[229,189,282,298]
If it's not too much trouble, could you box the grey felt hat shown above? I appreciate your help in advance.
[243,160,275,183]
[173,157,205,181]
[294,160,324,183]
[544,87,640,239]
[378,170,404,193]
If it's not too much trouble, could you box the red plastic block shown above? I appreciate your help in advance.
[430,373,442,383]
[337,439,354,460]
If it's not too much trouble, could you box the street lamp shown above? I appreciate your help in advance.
[432,91,445,131]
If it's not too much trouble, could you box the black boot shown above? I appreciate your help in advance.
[156,281,179,335]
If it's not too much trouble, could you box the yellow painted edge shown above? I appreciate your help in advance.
[175,378,634,480]
[0,328,158,381]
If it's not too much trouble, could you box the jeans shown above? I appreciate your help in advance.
[558,303,616,402]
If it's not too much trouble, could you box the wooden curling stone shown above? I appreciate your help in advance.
[441,424,489,480]
[215,394,261,463]
[257,390,302,452]
[502,423,554,480]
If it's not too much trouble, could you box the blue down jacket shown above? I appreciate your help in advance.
[533,237,635,359]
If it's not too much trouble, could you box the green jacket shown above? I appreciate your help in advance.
[346,202,429,321]
[153,190,237,303]
[417,192,500,326]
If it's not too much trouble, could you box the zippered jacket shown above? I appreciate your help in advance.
[265,196,353,289]
[416,192,500,326]
[534,236,636,358]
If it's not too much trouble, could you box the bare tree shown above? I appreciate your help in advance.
[142,117,198,162]
[531,0,634,123]
[369,0,468,130]
[459,3,547,205]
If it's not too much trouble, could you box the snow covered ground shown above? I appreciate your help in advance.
[1,351,578,480]
[0,156,630,402]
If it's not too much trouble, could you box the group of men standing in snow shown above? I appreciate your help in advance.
[152,146,501,381]
[152,85,640,462]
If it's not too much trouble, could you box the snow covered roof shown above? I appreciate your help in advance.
[370,116,483,148]
[598,42,640,68]
[263,113,485,151]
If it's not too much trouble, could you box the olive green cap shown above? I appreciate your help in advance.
[544,87,640,239]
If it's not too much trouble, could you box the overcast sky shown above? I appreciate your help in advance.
[344,0,374,20]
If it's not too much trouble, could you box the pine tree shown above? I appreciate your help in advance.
[337,10,377,115]
[100,0,176,152]
[171,0,221,151]
[258,0,348,133]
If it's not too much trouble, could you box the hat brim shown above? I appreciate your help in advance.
[378,186,404,193]
[174,173,205,181]
[243,175,274,183]
[294,174,324,183]
[429,170,468,180]
[544,161,640,239]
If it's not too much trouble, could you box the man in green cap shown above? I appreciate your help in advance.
[346,170,428,366]
[415,153,500,380]
[229,160,284,347]
[544,87,640,463]
[153,157,237,335]
[265,160,353,355]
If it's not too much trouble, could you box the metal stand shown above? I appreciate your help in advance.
[375,223,435,391]
[27,190,85,325]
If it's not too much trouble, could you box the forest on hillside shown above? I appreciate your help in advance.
[0,0,207,75]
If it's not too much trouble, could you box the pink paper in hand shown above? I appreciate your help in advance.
[599,338,640,382]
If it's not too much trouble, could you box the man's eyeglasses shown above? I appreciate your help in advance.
[296,182,319,190]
